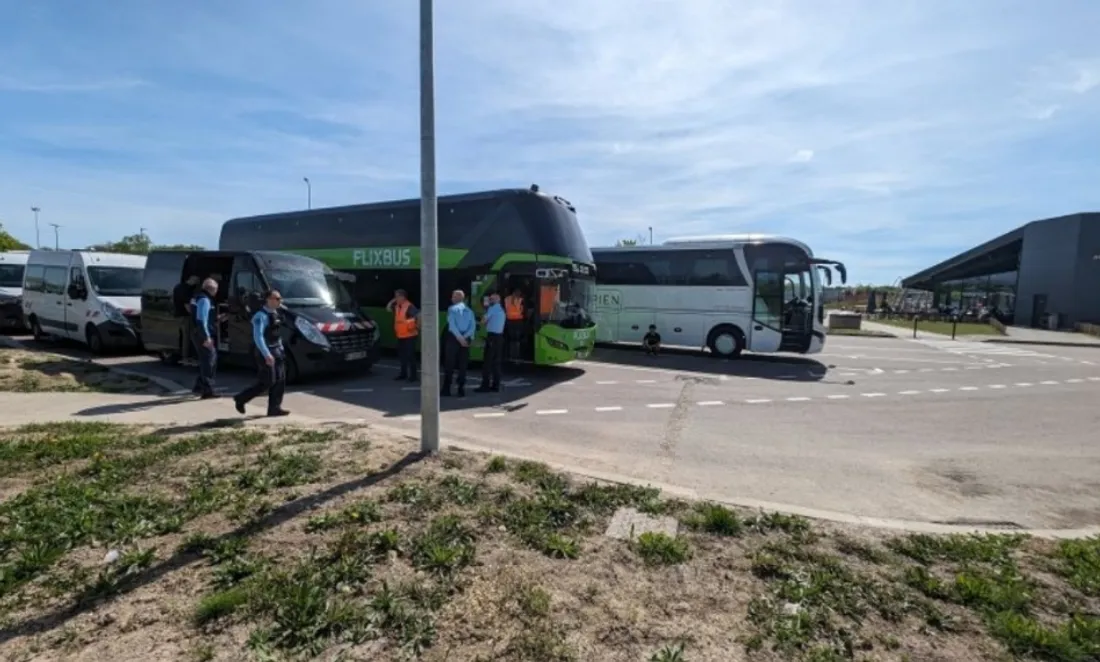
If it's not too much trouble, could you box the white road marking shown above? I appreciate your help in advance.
[958,386,979,391]
[929,388,950,393]
[635,379,657,384]
[595,406,623,412]
[745,398,772,404]
[826,394,850,399]
[596,380,619,385]
[1089,377,1100,382]
[786,396,811,402]
[400,415,420,421]
[1065,378,1084,383]
[646,403,675,409]
[1040,380,1060,385]
[898,390,921,395]
[942,367,958,371]
[535,409,568,415]
[861,392,886,398]
[1015,382,1033,387]
[697,400,724,406]
[473,412,506,418]
[989,384,1006,389]
[894,369,910,374]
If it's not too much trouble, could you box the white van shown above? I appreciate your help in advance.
[0,251,30,332]
[22,250,147,353]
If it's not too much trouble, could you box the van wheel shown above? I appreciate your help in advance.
[86,325,105,355]
[707,324,745,359]
[30,317,46,342]
[286,353,301,385]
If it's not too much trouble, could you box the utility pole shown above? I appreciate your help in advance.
[418,0,440,453]
[649,226,653,245]
[303,177,312,210]
[49,223,61,250]
[30,207,41,249]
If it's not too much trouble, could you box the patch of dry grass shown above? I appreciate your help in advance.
[0,422,1096,662]
[0,347,161,395]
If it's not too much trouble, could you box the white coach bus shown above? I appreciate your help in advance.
[590,235,847,357]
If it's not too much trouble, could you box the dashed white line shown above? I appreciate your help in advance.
[1066,378,1084,384]
[595,406,623,412]
[535,409,568,415]
[958,386,978,391]
[596,380,619,385]
[929,388,950,393]
[1015,382,1033,387]
[400,415,420,422]
[786,396,811,402]
[1040,380,1060,385]
[826,394,850,400]
[473,412,506,418]
[697,400,724,406]
[989,384,1006,389]
[1089,377,1100,382]
[941,367,958,372]
[634,379,657,384]
[894,369,910,374]
[745,398,772,404]
[861,392,886,398]
[646,403,675,409]
[898,390,921,395]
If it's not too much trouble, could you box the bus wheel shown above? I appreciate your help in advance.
[707,325,744,359]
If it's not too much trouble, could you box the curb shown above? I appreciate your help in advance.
[367,422,1100,540]
[981,338,1100,350]
[0,335,188,394]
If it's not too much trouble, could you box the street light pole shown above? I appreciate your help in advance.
[418,0,440,453]
[49,223,61,250]
[30,207,41,249]
[649,226,653,245]
[303,177,311,210]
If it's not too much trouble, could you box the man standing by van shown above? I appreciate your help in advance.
[233,289,290,417]
[386,289,419,382]
[190,278,219,399]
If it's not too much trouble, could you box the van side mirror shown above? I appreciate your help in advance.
[67,284,86,300]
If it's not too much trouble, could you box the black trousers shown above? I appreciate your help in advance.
[190,333,217,395]
[397,337,417,380]
[505,320,524,360]
[481,332,503,389]
[443,334,470,391]
[235,349,286,414]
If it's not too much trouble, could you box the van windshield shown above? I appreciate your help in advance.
[267,269,353,308]
[87,267,143,297]
[0,264,25,288]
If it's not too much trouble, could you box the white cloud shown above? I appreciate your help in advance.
[1,1,1099,283]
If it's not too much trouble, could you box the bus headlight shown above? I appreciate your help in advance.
[295,317,331,348]
[544,337,569,351]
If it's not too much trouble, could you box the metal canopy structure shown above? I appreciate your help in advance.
[901,226,1026,290]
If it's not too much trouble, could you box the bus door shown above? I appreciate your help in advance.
[749,269,784,353]
[502,271,537,361]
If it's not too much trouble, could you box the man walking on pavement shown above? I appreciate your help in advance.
[386,289,419,382]
[233,289,290,417]
[477,291,505,393]
[442,289,475,397]
[190,278,220,399]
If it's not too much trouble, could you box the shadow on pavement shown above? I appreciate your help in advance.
[0,448,426,645]
[586,344,830,382]
[73,394,203,417]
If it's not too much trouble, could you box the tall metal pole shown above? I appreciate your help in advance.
[418,0,440,453]
[49,223,61,250]
[303,177,312,209]
[649,226,653,245]
[30,207,40,249]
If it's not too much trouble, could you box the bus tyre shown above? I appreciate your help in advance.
[86,325,105,355]
[707,325,744,359]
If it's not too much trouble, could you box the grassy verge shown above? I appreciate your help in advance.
[0,347,161,394]
[0,422,1097,661]
[872,318,1004,336]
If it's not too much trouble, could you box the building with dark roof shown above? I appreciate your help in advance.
[901,212,1100,329]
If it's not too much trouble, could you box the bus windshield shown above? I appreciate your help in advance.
[87,267,143,297]
[539,274,595,328]
[0,264,25,288]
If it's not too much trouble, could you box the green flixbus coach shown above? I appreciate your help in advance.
[218,186,597,366]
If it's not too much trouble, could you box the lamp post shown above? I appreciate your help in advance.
[418,0,440,453]
[49,223,61,250]
[303,177,312,210]
[648,226,653,245]
[30,206,41,249]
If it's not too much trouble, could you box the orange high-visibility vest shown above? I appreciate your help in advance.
[505,296,524,321]
[539,284,559,317]
[394,301,418,339]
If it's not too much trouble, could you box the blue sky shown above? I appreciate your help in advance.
[1,0,1099,284]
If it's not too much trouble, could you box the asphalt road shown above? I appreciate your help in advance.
[8,333,1100,530]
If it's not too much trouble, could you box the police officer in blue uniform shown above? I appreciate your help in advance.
[233,289,290,417]
[190,278,220,398]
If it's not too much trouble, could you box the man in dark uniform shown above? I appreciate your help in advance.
[190,278,219,398]
[233,289,290,417]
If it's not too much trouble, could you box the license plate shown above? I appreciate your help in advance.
[345,351,367,361]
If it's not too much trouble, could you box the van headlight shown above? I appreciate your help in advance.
[294,317,330,348]
[102,303,128,325]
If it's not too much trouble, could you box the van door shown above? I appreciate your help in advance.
[228,258,262,360]
[40,262,71,337]
[66,264,90,341]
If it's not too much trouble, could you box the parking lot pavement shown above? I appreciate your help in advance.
[8,332,1100,530]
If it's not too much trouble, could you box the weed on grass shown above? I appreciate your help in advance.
[650,642,687,662]
[683,502,743,536]
[633,532,691,566]
[1053,536,1100,598]
[305,498,383,532]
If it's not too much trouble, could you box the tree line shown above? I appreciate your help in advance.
[0,224,202,254]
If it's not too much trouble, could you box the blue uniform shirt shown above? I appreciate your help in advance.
[484,302,506,334]
[447,302,475,341]
[192,295,213,340]
[251,308,282,360]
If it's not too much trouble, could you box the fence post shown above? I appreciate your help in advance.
[913,316,918,339]
[952,317,958,340]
